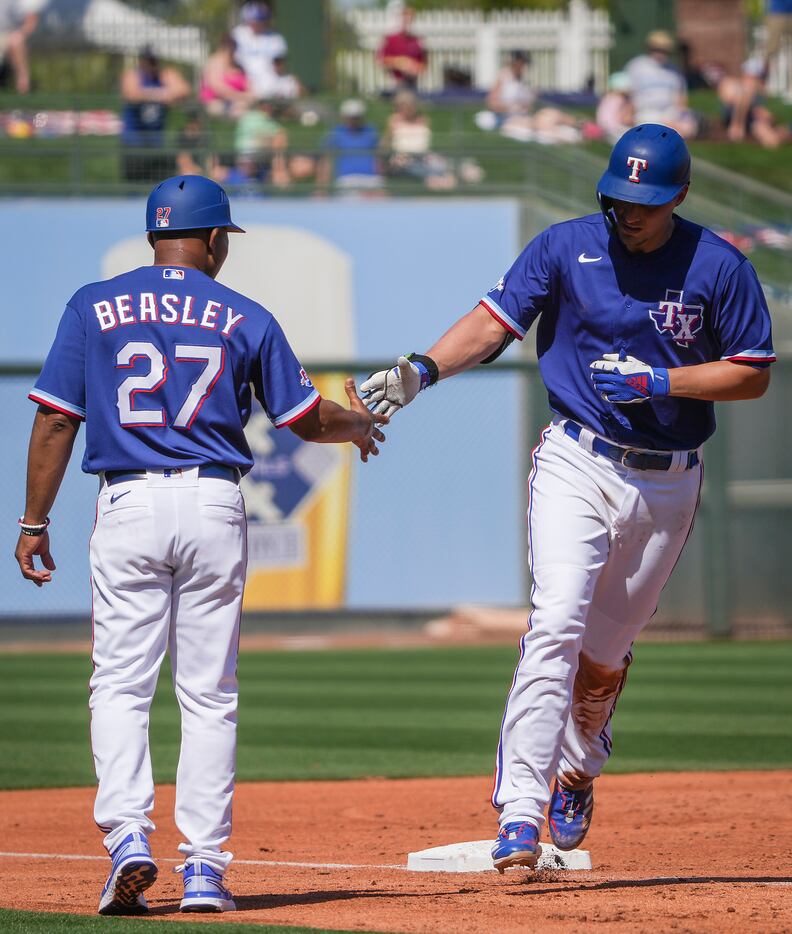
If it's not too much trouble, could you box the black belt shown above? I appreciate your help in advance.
[563,421,699,471]
[105,465,239,486]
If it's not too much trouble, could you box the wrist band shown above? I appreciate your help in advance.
[18,516,50,537]
[406,353,439,388]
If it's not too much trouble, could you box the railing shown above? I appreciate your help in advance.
[338,0,612,94]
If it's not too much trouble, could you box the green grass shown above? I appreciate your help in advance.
[3,88,792,203]
[0,909,372,933]
[0,642,790,790]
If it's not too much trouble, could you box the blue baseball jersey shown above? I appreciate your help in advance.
[482,213,775,450]
[30,265,321,474]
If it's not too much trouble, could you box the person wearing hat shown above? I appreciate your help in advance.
[120,47,191,181]
[360,124,773,870]
[625,30,697,138]
[318,99,383,192]
[231,1,288,99]
[15,175,385,915]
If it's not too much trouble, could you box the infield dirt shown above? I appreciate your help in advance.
[1,772,790,933]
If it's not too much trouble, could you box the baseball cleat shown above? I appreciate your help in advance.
[177,859,236,912]
[98,831,158,915]
[548,779,594,851]
[491,821,540,873]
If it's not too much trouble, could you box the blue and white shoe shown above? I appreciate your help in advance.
[548,779,594,851]
[491,821,540,873]
[97,831,158,915]
[177,859,236,913]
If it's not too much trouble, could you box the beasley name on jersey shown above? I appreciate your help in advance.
[482,213,775,451]
[30,265,320,474]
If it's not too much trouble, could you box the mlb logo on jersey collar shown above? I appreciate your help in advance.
[163,268,185,280]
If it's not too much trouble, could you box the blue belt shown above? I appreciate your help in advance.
[105,465,239,486]
[563,421,699,471]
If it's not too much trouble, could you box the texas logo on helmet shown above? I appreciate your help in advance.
[626,156,648,183]
[649,289,703,346]
[155,206,171,228]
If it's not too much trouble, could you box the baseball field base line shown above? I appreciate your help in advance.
[0,847,588,873]
[407,840,591,873]
[0,851,399,871]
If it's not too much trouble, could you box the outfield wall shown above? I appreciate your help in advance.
[1,198,789,632]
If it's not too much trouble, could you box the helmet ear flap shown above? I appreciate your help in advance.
[597,192,617,232]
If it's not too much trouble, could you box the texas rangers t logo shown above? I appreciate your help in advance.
[649,289,703,346]
[626,156,648,183]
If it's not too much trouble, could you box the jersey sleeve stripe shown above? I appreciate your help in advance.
[28,389,86,419]
[722,349,776,363]
[273,389,321,428]
[480,296,526,340]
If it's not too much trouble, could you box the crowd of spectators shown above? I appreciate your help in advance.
[5,0,792,190]
[590,28,792,150]
[115,2,486,194]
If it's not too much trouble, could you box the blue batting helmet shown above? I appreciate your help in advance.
[596,124,690,206]
[145,175,244,233]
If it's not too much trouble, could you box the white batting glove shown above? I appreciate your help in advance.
[359,354,437,418]
[589,353,670,404]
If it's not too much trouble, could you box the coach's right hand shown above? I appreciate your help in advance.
[345,379,388,463]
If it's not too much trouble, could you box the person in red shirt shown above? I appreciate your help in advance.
[377,6,427,90]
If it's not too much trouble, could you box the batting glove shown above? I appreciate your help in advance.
[589,353,670,404]
[360,354,438,418]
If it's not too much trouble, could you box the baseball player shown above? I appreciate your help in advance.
[14,175,385,915]
[361,125,774,870]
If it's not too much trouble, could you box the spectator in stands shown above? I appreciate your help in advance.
[596,71,635,143]
[317,98,383,194]
[763,0,792,100]
[381,90,455,190]
[481,50,582,144]
[120,47,190,182]
[175,105,206,176]
[625,31,698,138]
[377,5,427,91]
[0,0,45,93]
[232,97,290,187]
[269,55,302,100]
[488,51,537,118]
[232,1,288,100]
[200,33,252,118]
[718,57,789,148]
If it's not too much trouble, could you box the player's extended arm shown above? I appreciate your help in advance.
[667,360,770,400]
[289,378,388,463]
[14,406,81,586]
[361,303,509,417]
[590,354,770,404]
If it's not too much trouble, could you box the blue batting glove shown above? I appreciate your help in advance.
[589,353,670,404]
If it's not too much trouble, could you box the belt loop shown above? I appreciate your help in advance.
[577,427,595,455]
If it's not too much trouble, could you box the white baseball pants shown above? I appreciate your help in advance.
[89,468,247,873]
[492,420,702,830]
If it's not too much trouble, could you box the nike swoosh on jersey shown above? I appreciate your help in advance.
[110,490,131,505]
[578,253,603,263]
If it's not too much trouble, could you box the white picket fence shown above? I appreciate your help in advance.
[337,0,613,95]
